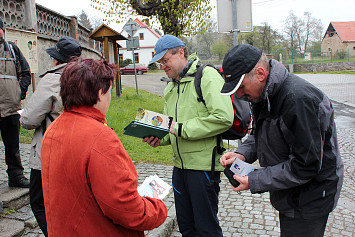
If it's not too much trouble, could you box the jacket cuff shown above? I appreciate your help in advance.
[175,123,183,137]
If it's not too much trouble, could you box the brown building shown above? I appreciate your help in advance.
[321,21,355,57]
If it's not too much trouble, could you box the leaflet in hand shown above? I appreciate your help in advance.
[123,108,172,139]
[137,175,171,200]
[229,158,260,177]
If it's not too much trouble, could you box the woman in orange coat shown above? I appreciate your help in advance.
[41,58,167,236]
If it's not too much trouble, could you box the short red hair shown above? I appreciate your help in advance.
[60,58,117,110]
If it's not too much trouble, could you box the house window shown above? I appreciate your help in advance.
[134,53,139,63]
[119,54,123,61]
[152,52,154,58]
[139,33,144,40]
[353,47,355,50]
[328,48,331,52]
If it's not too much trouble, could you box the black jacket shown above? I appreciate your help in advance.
[238,59,344,219]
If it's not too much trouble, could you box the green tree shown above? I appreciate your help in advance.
[79,10,92,29]
[211,39,230,60]
[90,0,213,36]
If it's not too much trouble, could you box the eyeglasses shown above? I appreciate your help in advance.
[158,54,173,66]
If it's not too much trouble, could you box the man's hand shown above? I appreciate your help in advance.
[169,121,175,135]
[231,174,249,192]
[142,137,160,147]
[219,152,246,168]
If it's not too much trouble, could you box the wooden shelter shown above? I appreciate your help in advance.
[89,24,128,97]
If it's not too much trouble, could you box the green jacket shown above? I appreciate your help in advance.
[161,54,233,171]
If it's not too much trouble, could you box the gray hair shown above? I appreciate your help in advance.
[248,53,270,78]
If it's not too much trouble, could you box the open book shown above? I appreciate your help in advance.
[137,175,171,200]
[123,108,172,139]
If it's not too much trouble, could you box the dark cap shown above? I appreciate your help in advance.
[0,16,4,30]
[221,44,262,95]
[46,37,82,63]
[149,35,185,64]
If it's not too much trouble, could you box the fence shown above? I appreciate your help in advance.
[272,49,355,65]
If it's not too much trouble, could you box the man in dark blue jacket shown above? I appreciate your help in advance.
[219,44,344,236]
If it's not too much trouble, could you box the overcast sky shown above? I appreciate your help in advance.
[36,0,355,32]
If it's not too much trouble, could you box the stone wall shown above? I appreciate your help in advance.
[0,0,103,102]
[0,0,101,78]
[288,61,355,73]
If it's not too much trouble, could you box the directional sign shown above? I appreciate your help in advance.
[127,36,140,51]
[123,18,139,37]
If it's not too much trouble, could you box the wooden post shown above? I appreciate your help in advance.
[31,73,36,92]
[103,37,109,60]
[113,42,121,98]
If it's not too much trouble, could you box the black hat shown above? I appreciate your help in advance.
[221,44,262,95]
[46,37,82,63]
[0,16,4,30]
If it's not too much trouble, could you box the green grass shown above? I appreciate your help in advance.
[14,87,173,165]
[107,87,173,164]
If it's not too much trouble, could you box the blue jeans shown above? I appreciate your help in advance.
[172,167,223,237]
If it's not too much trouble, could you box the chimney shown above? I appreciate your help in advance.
[144,18,149,26]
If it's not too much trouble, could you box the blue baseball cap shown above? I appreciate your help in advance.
[149,35,185,64]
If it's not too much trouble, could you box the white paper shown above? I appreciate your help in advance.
[229,158,260,177]
[137,175,171,200]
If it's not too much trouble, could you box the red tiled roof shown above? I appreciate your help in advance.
[134,18,161,39]
[331,21,355,42]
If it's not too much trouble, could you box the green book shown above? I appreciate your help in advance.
[123,108,172,139]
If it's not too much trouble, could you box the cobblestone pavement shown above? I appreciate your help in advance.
[0,73,354,236]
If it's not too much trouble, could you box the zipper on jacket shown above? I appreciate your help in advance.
[175,82,184,169]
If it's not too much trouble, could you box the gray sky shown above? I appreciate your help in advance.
[36,0,355,32]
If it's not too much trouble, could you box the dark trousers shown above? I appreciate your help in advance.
[279,213,329,237]
[172,167,223,237]
[30,169,48,237]
[0,114,25,178]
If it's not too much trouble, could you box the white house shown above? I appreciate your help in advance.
[119,18,161,66]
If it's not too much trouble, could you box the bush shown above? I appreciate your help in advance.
[335,50,346,59]
[120,58,133,67]
[148,62,158,70]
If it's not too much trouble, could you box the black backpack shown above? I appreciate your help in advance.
[194,63,251,184]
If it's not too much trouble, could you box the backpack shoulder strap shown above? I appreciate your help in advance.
[194,63,217,106]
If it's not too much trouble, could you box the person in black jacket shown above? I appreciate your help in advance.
[219,44,344,237]
[0,16,31,188]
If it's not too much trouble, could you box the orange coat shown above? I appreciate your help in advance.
[41,106,167,236]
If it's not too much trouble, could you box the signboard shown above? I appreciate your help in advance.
[123,18,139,37]
[217,0,252,33]
[5,28,38,73]
[127,36,140,51]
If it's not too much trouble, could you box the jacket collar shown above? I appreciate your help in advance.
[66,106,107,125]
[261,59,289,101]
[39,63,67,78]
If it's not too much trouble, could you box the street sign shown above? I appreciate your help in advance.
[123,18,139,37]
[217,0,252,33]
[127,36,140,51]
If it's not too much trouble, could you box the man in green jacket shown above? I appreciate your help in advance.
[144,35,233,236]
